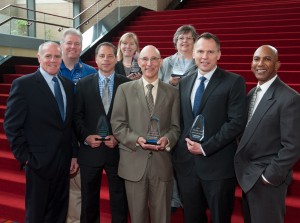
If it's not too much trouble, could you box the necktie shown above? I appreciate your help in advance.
[193,76,206,116]
[52,77,65,120]
[146,84,154,115]
[247,86,261,124]
[102,77,111,114]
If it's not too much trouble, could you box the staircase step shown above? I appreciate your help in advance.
[2,74,24,84]
[15,65,38,74]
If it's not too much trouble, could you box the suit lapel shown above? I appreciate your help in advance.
[182,73,197,116]
[136,79,150,115]
[154,80,167,115]
[237,80,278,153]
[198,68,223,114]
[35,71,64,122]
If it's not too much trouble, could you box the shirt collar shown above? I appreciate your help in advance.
[98,71,115,82]
[39,67,59,84]
[197,66,217,81]
[256,75,277,94]
[142,77,159,89]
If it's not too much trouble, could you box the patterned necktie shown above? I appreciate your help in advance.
[193,76,206,116]
[52,77,64,120]
[146,84,154,114]
[102,77,111,114]
[247,86,261,124]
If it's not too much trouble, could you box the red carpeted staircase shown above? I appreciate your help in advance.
[1,0,300,222]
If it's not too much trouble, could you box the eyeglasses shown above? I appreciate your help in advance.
[139,57,161,63]
[178,37,193,41]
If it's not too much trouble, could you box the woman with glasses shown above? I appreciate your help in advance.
[159,25,198,87]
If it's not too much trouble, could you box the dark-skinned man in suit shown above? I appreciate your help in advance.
[234,45,300,223]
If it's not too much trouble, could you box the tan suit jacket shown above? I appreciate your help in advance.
[111,78,180,182]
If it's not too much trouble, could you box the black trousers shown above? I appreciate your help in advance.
[177,168,236,223]
[80,164,128,223]
[25,166,69,223]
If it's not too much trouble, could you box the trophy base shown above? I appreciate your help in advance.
[95,137,109,141]
[171,73,185,77]
[145,140,160,145]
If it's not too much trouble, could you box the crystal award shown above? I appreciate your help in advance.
[146,116,160,145]
[189,114,205,142]
[171,53,185,77]
[96,115,110,141]
[129,53,141,74]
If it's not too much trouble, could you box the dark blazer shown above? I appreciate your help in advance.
[235,77,300,193]
[173,67,247,180]
[4,70,75,179]
[114,61,127,76]
[73,72,130,167]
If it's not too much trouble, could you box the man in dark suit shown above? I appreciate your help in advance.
[173,32,247,223]
[4,41,77,223]
[111,45,180,223]
[73,42,129,223]
[234,45,300,223]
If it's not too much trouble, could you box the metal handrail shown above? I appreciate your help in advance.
[0,0,116,30]
[0,16,70,29]
[0,4,73,20]
[75,0,115,29]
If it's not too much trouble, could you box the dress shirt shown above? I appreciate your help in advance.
[142,77,159,104]
[190,66,216,108]
[251,74,277,185]
[189,66,217,156]
[39,67,66,115]
[98,72,115,102]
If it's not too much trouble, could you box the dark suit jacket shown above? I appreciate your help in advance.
[111,78,181,182]
[173,67,247,180]
[235,77,300,193]
[114,61,127,76]
[4,70,75,179]
[73,72,130,167]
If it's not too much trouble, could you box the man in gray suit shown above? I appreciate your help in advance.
[234,45,300,223]
[111,45,180,223]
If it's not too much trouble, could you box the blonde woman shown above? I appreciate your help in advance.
[115,32,142,80]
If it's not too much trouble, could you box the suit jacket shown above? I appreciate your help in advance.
[111,78,181,182]
[73,72,130,167]
[114,60,127,76]
[235,77,300,193]
[4,70,75,179]
[173,67,247,180]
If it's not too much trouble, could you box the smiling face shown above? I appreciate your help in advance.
[176,31,195,54]
[37,42,62,76]
[120,37,137,58]
[138,45,162,83]
[251,45,280,85]
[95,45,117,76]
[193,38,221,74]
[60,34,82,60]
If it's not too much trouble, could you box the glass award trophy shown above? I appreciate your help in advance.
[96,115,110,141]
[189,114,205,142]
[146,116,160,145]
[129,53,141,74]
[171,53,185,77]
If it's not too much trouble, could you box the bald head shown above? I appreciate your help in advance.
[251,45,280,85]
[138,45,162,83]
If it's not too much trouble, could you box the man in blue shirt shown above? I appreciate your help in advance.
[60,28,97,223]
[60,28,97,84]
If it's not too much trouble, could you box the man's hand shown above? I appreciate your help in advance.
[70,158,79,175]
[137,136,167,151]
[85,135,102,148]
[186,138,203,155]
[103,135,118,148]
